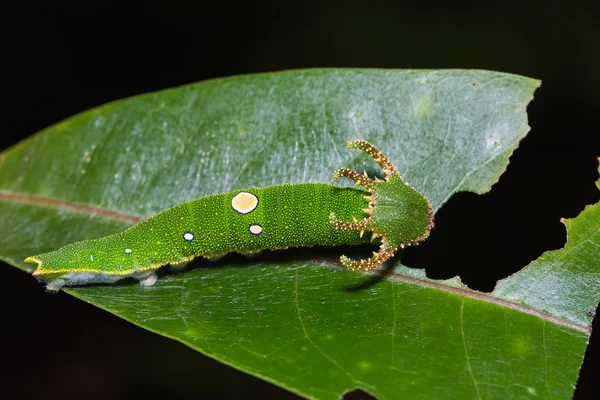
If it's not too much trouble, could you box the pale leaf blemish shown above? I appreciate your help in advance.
[510,335,533,356]
[413,95,432,118]
[130,122,141,136]
[357,361,372,371]
[346,108,362,121]
[486,137,501,149]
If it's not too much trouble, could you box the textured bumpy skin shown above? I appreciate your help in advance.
[25,140,433,290]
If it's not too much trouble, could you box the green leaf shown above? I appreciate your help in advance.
[6,69,595,399]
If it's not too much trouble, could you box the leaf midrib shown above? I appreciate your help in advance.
[0,190,143,224]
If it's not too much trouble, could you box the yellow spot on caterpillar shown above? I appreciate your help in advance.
[249,224,263,235]
[231,192,259,214]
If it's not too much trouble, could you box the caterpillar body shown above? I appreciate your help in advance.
[25,140,434,291]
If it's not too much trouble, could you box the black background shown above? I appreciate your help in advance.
[1,1,599,399]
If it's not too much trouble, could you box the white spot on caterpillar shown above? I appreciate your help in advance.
[89,255,94,262]
[183,232,195,242]
[232,192,259,214]
[249,224,262,236]
[125,248,132,255]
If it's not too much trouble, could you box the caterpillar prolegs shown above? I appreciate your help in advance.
[25,140,434,291]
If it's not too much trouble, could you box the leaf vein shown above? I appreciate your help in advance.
[461,298,482,400]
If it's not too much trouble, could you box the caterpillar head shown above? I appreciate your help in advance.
[330,140,434,271]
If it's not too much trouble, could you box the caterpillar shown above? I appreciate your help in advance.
[25,140,434,291]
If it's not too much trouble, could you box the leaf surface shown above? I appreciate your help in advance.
[4,70,592,400]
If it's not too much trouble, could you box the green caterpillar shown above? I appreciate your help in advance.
[25,140,434,291]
